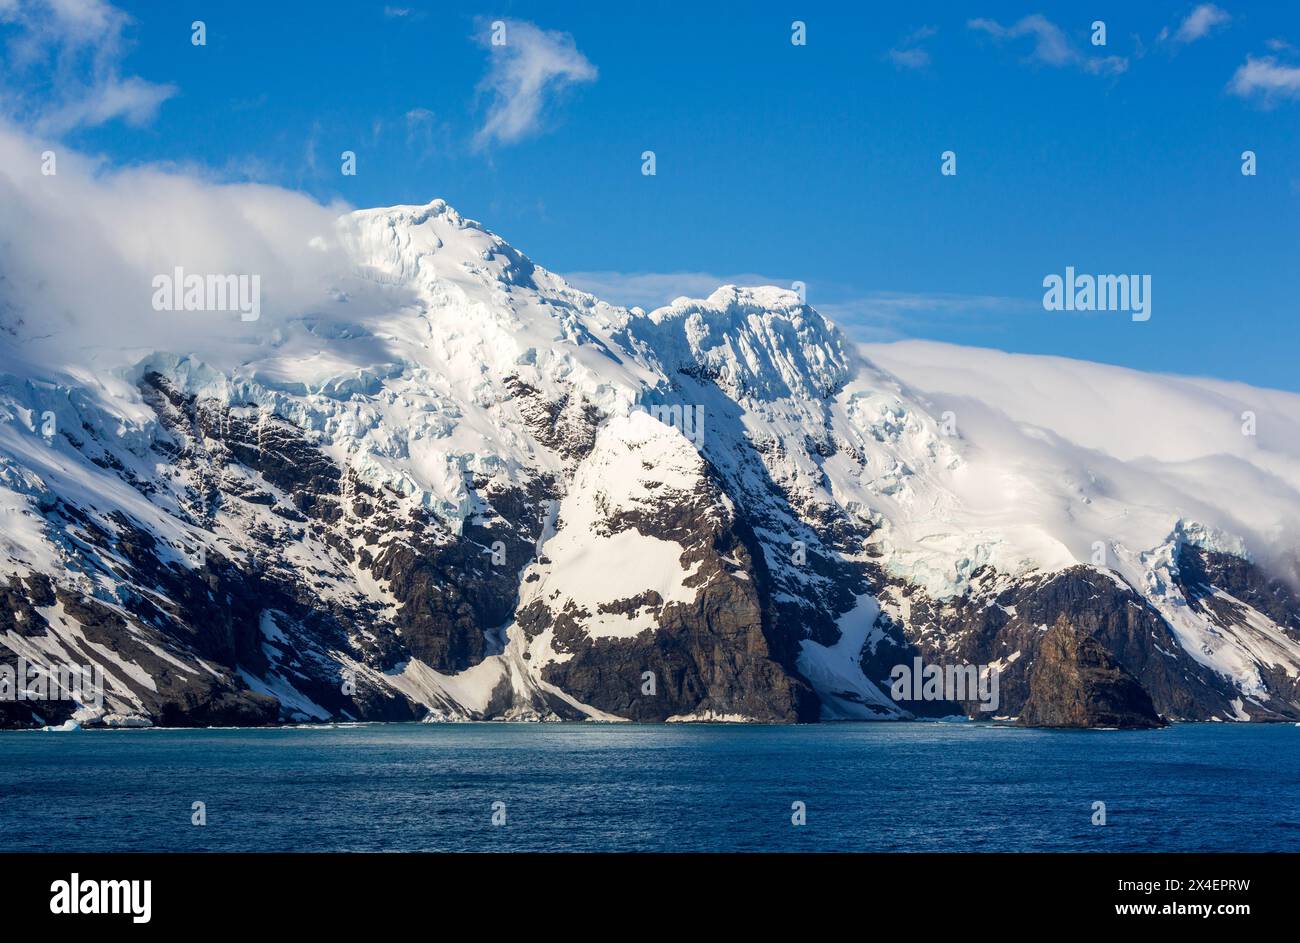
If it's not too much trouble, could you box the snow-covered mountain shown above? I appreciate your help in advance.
[3,198,1299,728]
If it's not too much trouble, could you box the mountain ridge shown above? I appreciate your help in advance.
[2,198,1299,729]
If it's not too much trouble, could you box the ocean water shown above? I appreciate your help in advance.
[2,722,1297,852]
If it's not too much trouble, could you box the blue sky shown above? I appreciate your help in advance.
[5,1,1300,389]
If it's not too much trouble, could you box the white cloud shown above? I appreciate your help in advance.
[887,47,930,70]
[969,14,1127,76]
[41,74,176,131]
[1172,4,1231,43]
[0,0,176,132]
[886,25,935,70]
[404,107,442,156]
[1228,54,1300,103]
[473,19,596,148]
[405,106,435,125]
[0,117,348,361]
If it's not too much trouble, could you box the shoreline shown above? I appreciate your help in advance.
[5,717,1293,733]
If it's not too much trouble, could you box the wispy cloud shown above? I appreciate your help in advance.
[968,15,1127,76]
[405,107,435,130]
[383,6,427,22]
[886,25,936,71]
[817,291,1036,342]
[41,75,174,131]
[0,0,176,133]
[404,106,445,157]
[472,19,596,148]
[299,119,321,184]
[1160,4,1231,44]
[887,48,930,69]
[1228,53,1300,104]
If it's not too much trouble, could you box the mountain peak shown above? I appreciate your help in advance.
[347,198,466,228]
[637,283,852,401]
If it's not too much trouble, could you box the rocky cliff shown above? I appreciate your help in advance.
[1018,618,1167,729]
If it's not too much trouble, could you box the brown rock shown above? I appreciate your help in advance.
[1019,617,1167,729]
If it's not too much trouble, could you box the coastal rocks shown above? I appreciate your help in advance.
[1018,618,1166,729]
[865,566,1263,723]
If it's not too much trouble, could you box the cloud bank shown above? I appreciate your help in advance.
[0,119,350,370]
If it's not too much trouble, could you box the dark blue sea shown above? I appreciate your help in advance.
[2,722,1297,852]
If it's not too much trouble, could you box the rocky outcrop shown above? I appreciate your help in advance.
[859,565,1274,722]
[1018,618,1166,728]
[517,412,817,722]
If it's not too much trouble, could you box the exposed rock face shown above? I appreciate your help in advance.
[498,394,819,722]
[0,571,281,728]
[1018,619,1167,729]
[1173,544,1300,714]
[860,566,1259,722]
[518,413,815,722]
